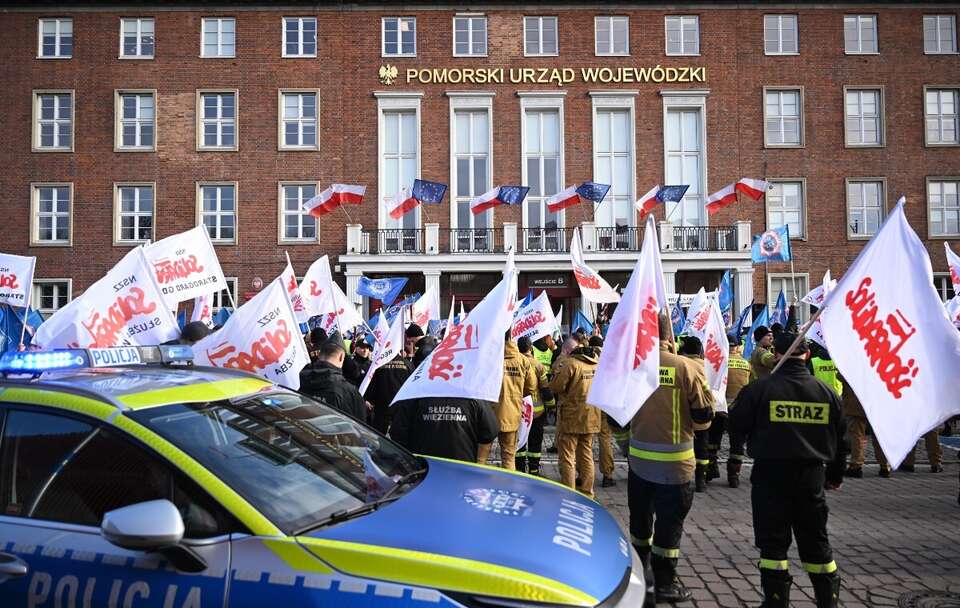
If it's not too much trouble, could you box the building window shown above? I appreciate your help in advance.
[283,17,316,57]
[452,108,491,248]
[202,17,235,58]
[846,179,884,238]
[382,17,416,57]
[764,88,803,147]
[31,184,71,245]
[844,15,878,54]
[665,15,699,56]
[212,278,238,311]
[453,15,487,56]
[766,181,805,238]
[120,17,154,58]
[924,15,957,54]
[934,275,956,301]
[115,184,154,243]
[764,14,798,55]
[38,18,72,58]
[594,108,634,233]
[925,88,959,146]
[32,280,71,316]
[595,16,628,56]
[279,91,318,150]
[380,108,419,231]
[33,91,73,151]
[523,104,563,250]
[524,16,558,56]
[198,91,236,150]
[199,184,236,243]
[664,106,704,227]
[928,179,960,237]
[768,274,808,323]
[845,88,883,146]
[116,91,156,151]
[279,183,318,242]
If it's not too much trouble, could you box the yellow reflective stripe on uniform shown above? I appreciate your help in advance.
[533,405,545,415]
[298,536,598,606]
[0,387,114,420]
[422,455,593,501]
[116,377,271,409]
[696,459,710,465]
[651,545,680,559]
[629,447,695,462]
[110,414,281,536]
[802,561,837,574]
[672,387,680,445]
[263,539,333,573]
[760,559,790,571]
[631,535,653,547]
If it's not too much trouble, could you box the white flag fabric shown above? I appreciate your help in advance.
[36,248,179,349]
[588,215,665,426]
[391,265,516,405]
[555,305,564,334]
[142,226,227,310]
[821,200,960,469]
[190,293,214,328]
[372,311,389,346]
[0,252,36,308]
[511,292,557,343]
[682,288,709,335]
[411,285,440,329]
[946,242,960,292]
[946,296,960,328]
[683,291,729,411]
[445,295,456,332]
[570,230,621,304]
[516,396,535,450]
[318,282,365,335]
[280,253,310,323]
[805,270,836,349]
[359,313,405,396]
[193,279,309,390]
[300,255,334,318]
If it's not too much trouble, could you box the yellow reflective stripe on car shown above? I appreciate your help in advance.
[0,388,114,421]
[423,455,595,501]
[629,447,695,462]
[116,377,271,409]
[109,414,281,537]
[802,560,837,574]
[760,559,790,571]
[263,539,333,574]
[298,537,597,606]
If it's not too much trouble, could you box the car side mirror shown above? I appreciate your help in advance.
[101,500,206,573]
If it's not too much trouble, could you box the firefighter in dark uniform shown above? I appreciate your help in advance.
[729,333,847,608]
[629,315,714,603]
[678,336,712,493]
[707,334,752,487]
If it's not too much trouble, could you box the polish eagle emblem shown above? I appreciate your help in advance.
[379,64,398,85]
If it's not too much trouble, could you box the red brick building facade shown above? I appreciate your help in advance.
[1,1,958,324]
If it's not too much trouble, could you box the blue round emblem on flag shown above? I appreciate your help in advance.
[759,230,782,257]
[462,488,534,516]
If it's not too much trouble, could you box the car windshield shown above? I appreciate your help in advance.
[128,390,424,535]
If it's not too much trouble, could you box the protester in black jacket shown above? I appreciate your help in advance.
[390,397,499,462]
[300,332,368,422]
[345,339,372,386]
[366,357,412,434]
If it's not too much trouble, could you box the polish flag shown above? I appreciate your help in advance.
[635,184,661,220]
[705,183,737,215]
[546,185,580,213]
[303,184,365,218]
[945,242,960,292]
[735,178,771,201]
[470,187,503,215]
[387,186,419,219]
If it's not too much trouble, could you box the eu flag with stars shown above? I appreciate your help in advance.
[499,186,530,206]
[657,185,689,203]
[576,181,611,204]
[413,179,447,204]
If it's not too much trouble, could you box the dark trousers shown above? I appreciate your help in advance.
[707,414,746,462]
[694,429,710,467]
[751,460,835,574]
[371,405,392,435]
[516,414,546,474]
[628,469,694,557]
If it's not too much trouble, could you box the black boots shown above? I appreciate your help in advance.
[706,457,720,481]
[810,572,840,608]
[727,461,741,488]
[695,464,707,492]
[759,571,792,608]
[652,554,692,603]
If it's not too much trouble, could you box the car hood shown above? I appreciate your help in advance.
[298,457,631,606]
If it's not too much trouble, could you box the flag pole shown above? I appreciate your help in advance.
[338,203,354,225]
[17,302,30,350]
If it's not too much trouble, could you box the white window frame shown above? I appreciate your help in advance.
[448,92,494,238]
[277,89,319,151]
[923,86,960,147]
[381,17,416,57]
[113,182,155,245]
[114,89,157,152]
[924,14,958,55]
[767,273,809,323]
[523,16,559,57]
[201,17,236,58]
[197,182,238,245]
[843,86,885,148]
[30,182,73,247]
[278,181,320,244]
[845,178,886,240]
[32,279,72,316]
[32,89,74,152]
[765,178,807,240]
[934,274,957,301]
[196,89,238,151]
[519,92,566,237]
[37,18,72,59]
[763,86,805,148]
[763,14,798,55]
[595,16,629,57]
[661,89,710,227]
[453,15,487,57]
[119,17,155,59]
[376,92,422,230]
[211,277,238,312]
[591,91,637,230]
[844,14,878,55]
[282,16,317,58]
[665,15,699,56]
[927,176,960,238]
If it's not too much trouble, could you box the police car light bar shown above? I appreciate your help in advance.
[0,350,90,373]
[0,345,195,375]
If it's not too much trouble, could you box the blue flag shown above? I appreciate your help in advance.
[718,270,734,324]
[413,179,447,204]
[176,309,187,330]
[770,290,787,326]
[744,306,769,358]
[752,225,793,263]
[576,181,611,204]
[384,293,420,324]
[658,184,690,203]
[730,300,753,344]
[498,186,530,206]
[572,311,594,335]
[212,307,232,327]
[357,276,408,306]
[519,292,533,309]
[671,300,687,337]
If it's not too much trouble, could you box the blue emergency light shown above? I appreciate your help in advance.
[0,345,194,375]
[0,350,89,373]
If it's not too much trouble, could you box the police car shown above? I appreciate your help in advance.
[0,346,646,607]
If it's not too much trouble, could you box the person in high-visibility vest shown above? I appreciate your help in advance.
[515,336,555,476]
[809,346,843,397]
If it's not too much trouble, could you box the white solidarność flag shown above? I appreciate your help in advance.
[802,271,836,349]
[588,215,667,426]
[516,396,535,450]
[511,292,557,343]
[372,311,389,346]
[280,252,309,323]
[945,242,960,292]
[36,247,179,349]
[684,293,730,412]
[570,229,621,304]
[411,285,441,330]
[0,252,35,308]
[193,279,310,390]
[299,255,364,333]
[682,288,709,335]
[391,264,516,405]
[359,313,405,396]
[190,293,214,328]
[821,200,960,469]
[318,283,365,334]
[143,226,227,310]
